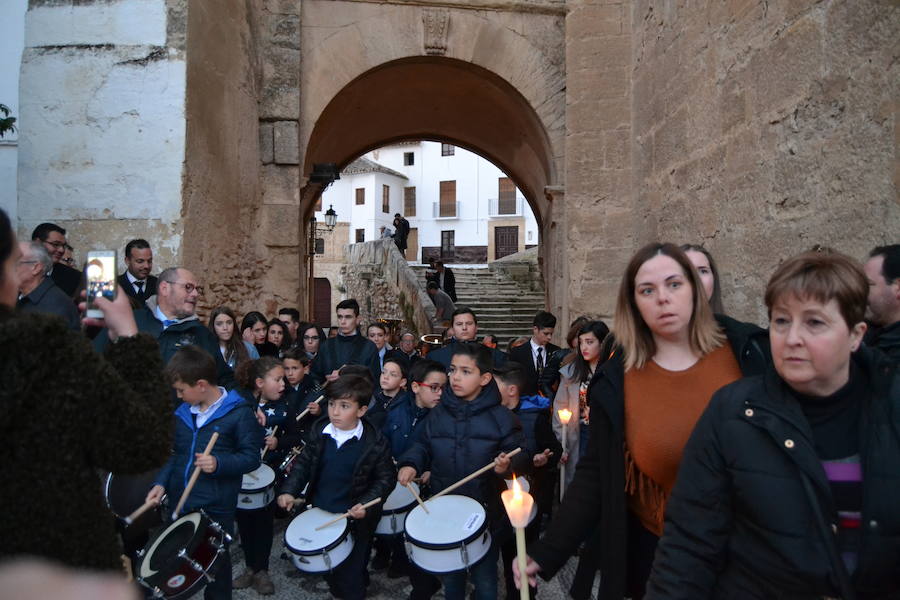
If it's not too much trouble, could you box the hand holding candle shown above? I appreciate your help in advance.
[557,408,573,501]
[501,476,535,600]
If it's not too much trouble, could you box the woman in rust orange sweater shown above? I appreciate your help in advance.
[519,242,770,600]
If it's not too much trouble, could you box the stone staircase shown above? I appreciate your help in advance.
[412,265,546,346]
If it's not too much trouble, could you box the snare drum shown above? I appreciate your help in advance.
[238,464,276,510]
[375,481,419,536]
[284,508,354,573]
[404,495,492,573]
[103,468,165,537]
[135,511,230,599]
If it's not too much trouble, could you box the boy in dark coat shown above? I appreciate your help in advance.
[376,359,446,596]
[310,299,380,385]
[398,344,530,600]
[147,346,263,600]
[495,362,562,600]
[277,373,396,600]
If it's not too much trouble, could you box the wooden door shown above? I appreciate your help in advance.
[495,226,518,259]
[313,278,332,327]
[405,227,418,262]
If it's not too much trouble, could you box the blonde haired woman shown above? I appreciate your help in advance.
[519,242,769,600]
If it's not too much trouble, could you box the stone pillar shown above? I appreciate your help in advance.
[18,0,188,269]
[255,0,305,316]
[564,0,633,320]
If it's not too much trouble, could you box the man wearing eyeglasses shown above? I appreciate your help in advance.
[16,241,79,330]
[95,266,233,392]
[31,223,81,298]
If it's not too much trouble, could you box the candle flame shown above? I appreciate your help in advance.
[558,408,573,424]
[511,474,523,500]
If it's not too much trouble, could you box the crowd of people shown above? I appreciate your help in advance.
[0,206,898,600]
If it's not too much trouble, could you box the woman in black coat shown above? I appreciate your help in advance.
[646,250,900,599]
[518,243,770,600]
[0,208,172,571]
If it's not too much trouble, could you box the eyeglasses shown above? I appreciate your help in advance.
[165,281,204,295]
[17,260,38,266]
[43,241,66,249]
[303,335,320,341]
[416,382,444,393]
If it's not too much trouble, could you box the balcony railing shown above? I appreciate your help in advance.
[487,196,523,217]
[432,201,460,219]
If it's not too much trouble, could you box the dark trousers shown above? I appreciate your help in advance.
[235,504,274,572]
[325,527,372,600]
[625,512,660,600]
[384,535,440,599]
[204,512,235,600]
[501,519,540,600]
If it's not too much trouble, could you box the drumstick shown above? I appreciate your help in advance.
[405,482,429,514]
[172,432,219,519]
[124,498,158,525]
[429,447,522,502]
[261,426,279,460]
[314,497,383,530]
[295,394,326,421]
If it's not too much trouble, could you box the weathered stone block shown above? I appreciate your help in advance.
[566,4,622,39]
[259,122,274,164]
[261,164,300,205]
[261,204,300,246]
[273,120,299,164]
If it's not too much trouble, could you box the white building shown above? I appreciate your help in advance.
[316,141,539,264]
[0,0,27,223]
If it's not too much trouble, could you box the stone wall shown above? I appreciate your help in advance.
[631,0,900,324]
[182,0,310,320]
[17,0,188,271]
[559,0,633,324]
[342,239,436,337]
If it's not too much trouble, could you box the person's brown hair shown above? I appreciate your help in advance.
[680,244,725,314]
[164,346,218,386]
[764,250,868,327]
[208,306,249,366]
[614,242,724,371]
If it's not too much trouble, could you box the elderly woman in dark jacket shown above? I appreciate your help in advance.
[646,250,900,599]
[0,208,172,571]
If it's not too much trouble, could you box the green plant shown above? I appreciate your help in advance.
[0,104,16,138]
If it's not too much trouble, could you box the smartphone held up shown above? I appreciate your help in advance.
[85,250,117,319]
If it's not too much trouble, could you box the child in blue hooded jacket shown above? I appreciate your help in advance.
[146,345,263,600]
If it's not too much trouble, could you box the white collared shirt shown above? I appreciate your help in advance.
[530,338,546,369]
[322,420,364,449]
[126,270,146,294]
[190,387,228,428]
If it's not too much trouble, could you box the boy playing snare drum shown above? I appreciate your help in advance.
[397,343,531,600]
[276,373,395,600]
[146,345,263,600]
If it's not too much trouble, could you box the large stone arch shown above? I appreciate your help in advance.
[296,0,566,314]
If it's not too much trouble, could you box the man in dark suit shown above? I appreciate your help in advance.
[31,223,81,298]
[426,260,457,302]
[428,307,507,368]
[116,239,157,307]
[508,310,560,396]
[392,213,410,254]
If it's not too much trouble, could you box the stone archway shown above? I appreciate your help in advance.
[300,56,559,315]
[292,0,567,318]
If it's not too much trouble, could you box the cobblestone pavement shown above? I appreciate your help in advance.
[224,515,587,600]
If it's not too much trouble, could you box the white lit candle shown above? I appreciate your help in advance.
[557,408,573,501]
[501,475,534,600]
